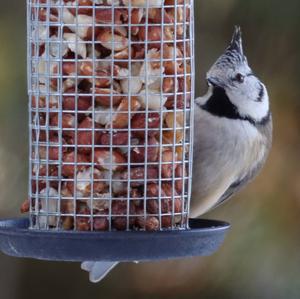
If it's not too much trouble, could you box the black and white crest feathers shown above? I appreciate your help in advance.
[215,26,247,69]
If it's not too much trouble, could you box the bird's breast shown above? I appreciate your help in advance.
[191,107,266,215]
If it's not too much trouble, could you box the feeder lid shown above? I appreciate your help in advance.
[0,218,230,262]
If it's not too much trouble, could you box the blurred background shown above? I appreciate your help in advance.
[0,0,299,298]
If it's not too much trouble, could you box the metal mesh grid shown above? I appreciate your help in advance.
[26,0,194,231]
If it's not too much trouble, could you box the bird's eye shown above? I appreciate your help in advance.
[235,73,245,83]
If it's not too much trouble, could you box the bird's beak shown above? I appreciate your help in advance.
[228,26,244,56]
[207,77,222,88]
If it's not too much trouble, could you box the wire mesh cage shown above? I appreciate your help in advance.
[26,0,194,232]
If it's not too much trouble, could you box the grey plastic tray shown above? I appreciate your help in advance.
[0,218,230,262]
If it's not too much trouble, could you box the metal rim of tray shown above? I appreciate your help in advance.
[0,218,230,262]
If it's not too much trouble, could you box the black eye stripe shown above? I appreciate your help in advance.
[232,72,254,81]
[233,73,245,83]
[256,83,265,102]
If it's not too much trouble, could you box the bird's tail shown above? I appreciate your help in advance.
[81,261,119,283]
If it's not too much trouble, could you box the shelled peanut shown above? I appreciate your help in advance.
[25,0,192,231]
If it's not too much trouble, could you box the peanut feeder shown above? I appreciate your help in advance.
[0,0,229,263]
[28,0,194,232]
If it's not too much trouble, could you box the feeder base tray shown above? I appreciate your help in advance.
[0,218,230,262]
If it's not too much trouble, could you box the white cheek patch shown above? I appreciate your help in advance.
[228,81,269,123]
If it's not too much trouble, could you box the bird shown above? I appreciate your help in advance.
[191,26,272,216]
[81,26,273,283]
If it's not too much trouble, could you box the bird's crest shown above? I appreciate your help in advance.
[215,26,247,68]
[227,26,244,57]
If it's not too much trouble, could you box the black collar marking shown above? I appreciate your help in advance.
[200,86,270,126]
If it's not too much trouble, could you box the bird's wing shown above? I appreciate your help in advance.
[217,115,273,207]
[216,157,266,207]
[216,176,251,205]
